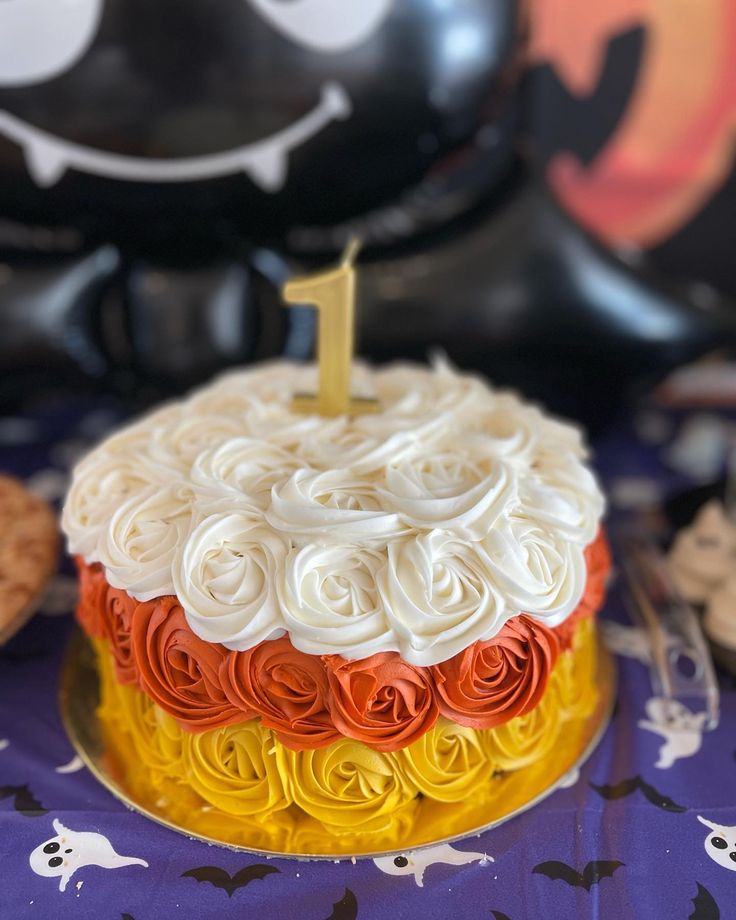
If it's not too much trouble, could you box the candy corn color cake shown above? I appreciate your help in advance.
[61,360,609,850]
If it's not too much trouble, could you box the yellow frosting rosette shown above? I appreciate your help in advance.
[182,720,291,819]
[97,641,185,787]
[276,737,417,834]
[482,684,561,772]
[397,717,494,803]
[548,619,598,721]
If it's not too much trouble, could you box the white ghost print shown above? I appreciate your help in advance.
[373,843,489,887]
[638,698,709,769]
[698,816,736,872]
[30,819,148,892]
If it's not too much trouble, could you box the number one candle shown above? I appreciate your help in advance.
[283,238,378,417]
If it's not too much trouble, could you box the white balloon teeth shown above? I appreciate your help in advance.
[62,359,605,665]
[0,81,353,192]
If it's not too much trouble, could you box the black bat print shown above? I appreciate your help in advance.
[181,864,280,897]
[0,783,48,816]
[491,912,513,920]
[589,775,686,812]
[121,914,135,920]
[533,860,624,891]
[689,882,720,920]
[324,887,358,920]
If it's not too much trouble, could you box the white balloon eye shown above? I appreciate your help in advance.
[0,0,103,87]
[246,0,393,53]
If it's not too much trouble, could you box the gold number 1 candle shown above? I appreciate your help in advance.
[283,239,378,417]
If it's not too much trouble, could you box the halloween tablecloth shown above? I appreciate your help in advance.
[0,399,734,920]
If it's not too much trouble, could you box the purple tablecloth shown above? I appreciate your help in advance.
[0,400,733,920]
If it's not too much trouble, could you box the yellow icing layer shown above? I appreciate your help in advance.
[95,618,599,845]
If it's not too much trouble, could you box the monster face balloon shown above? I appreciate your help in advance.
[0,0,517,250]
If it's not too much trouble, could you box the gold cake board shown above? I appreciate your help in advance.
[59,628,616,860]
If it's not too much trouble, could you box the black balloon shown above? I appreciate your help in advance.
[357,176,736,430]
[0,0,519,254]
[1,0,735,430]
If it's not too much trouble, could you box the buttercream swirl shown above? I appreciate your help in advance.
[377,454,517,540]
[267,469,403,544]
[130,596,245,731]
[103,586,138,685]
[220,637,338,750]
[377,532,505,665]
[190,437,300,514]
[97,485,190,601]
[184,721,290,819]
[173,512,286,650]
[278,544,392,658]
[397,717,494,802]
[63,452,163,560]
[479,518,586,626]
[63,358,605,664]
[431,615,559,729]
[276,737,417,832]
[97,640,186,784]
[75,558,108,640]
[323,652,439,752]
[482,684,561,770]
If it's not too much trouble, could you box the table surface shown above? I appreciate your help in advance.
[0,399,734,920]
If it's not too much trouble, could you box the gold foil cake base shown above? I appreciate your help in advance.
[59,628,615,859]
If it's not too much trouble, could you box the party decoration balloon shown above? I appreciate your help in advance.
[0,0,519,249]
[0,0,103,88]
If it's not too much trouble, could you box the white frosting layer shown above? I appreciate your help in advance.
[62,358,605,665]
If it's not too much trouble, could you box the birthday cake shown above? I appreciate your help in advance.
[61,359,609,852]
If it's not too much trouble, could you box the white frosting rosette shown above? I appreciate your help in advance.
[98,403,183,456]
[62,358,606,664]
[464,395,541,463]
[278,544,391,657]
[190,437,299,514]
[266,469,404,544]
[377,531,505,665]
[522,450,604,545]
[173,511,287,650]
[372,358,486,423]
[377,454,517,540]
[144,413,247,475]
[296,424,430,475]
[97,485,191,600]
[62,449,166,559]
[479,517,587,625]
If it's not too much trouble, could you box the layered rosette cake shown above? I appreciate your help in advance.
[61,360,609,851]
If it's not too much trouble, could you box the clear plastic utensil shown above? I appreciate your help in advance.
[619,529,720,730]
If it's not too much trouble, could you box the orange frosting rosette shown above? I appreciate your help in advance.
[220,637,339,751]
[130,596,245,732]
[102,585,138,685]
[431,615,559,730]
[323,652,439,752]
[75,558,108,640]
[554,529,611,651]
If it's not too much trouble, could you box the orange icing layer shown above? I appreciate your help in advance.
[74,530,610,751]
